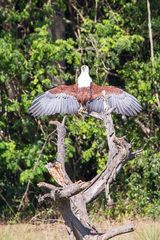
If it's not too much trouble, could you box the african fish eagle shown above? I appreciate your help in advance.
[29,65,142,117]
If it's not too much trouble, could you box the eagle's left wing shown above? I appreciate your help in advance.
[87,84,142,116]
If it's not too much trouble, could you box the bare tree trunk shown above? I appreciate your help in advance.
[147,0,154,63]
[38,97,137,240]
[146,0,160,107]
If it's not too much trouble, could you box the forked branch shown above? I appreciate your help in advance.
[38,98,135,240]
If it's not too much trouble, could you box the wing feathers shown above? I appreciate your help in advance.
[29,83,142,117]
[108,92,142,116]
[87,91,142,116]
[29,91,80,117]
[86,97,104,113]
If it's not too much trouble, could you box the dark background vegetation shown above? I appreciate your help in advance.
[0,0,160,222]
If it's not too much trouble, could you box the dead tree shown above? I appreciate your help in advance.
[38,95,136,240]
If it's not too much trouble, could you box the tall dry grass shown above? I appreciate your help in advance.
[0,223,67,240]
[0,220,160,240]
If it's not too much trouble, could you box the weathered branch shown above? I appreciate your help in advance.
[38,193,52,203]
[37,97,136,240]
[49,118,72,185]
[37,182,57,191]
[134,118,150,137]
[100,223,134,240]
[49,117,66,167]
[38,181,90,200]
[57,182,89,198]
[83,95,131,203]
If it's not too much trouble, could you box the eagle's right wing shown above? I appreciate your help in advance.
[29,85,80,117]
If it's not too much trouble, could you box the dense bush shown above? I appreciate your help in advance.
[0,0,160,221]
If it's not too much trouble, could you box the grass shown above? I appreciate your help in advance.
[110,221,160,240]
[0,223,67,240]
[135,222,160,240]
[0,220,160,240]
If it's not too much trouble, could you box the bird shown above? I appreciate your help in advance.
[29,65,142,117]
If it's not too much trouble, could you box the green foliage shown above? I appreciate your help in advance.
[0,0,160,221]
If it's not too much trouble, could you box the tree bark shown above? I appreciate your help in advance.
[147,0,154,63]
[38,97,136,240]
[146,0,160,107]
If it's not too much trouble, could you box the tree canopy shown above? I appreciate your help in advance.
[0,0,160,221]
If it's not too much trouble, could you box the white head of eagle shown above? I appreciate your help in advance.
[78,65,92,88]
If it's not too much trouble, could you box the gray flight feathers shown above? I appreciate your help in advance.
[29,91,80,117]
[87,92,142,116]
[29,90,142,117]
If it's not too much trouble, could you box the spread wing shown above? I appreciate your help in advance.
[29,84,80,117]
[87,84,142,116]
